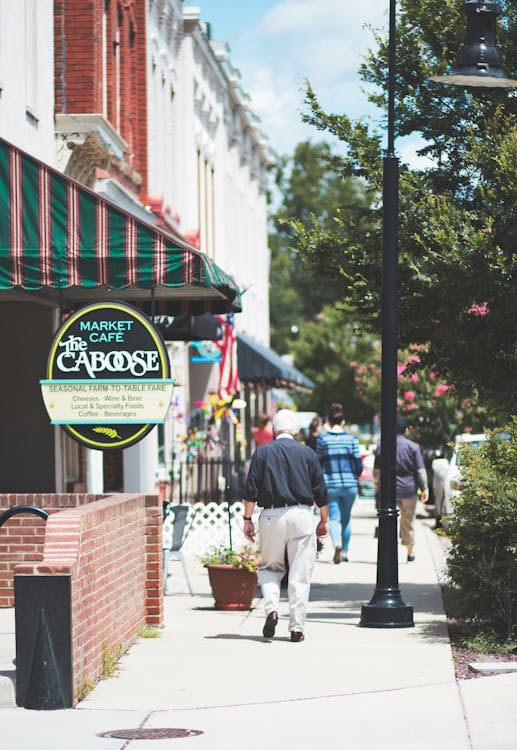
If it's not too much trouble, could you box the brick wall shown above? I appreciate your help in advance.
[0,494,102,607]
[14,493,162,706]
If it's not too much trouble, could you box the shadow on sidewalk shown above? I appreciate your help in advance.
[204,634,288,643]
[310,581,444,615]
[308,581,449,640]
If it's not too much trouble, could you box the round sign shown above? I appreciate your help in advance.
[45,301,171,450]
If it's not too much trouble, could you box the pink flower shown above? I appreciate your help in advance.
[469,302,488,316]
[409,373,419,383]
[434,384,450,398]
[404,391,415,403]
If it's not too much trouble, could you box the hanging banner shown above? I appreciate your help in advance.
[41,301,174,450]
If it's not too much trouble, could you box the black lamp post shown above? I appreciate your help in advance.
[359,0,413,628]
[360,0,515,629]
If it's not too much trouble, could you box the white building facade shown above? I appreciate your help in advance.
[177,8,271,345]
[140,4,272,495]
[0,0,55,162]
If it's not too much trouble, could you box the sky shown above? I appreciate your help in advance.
[188,0,389,158]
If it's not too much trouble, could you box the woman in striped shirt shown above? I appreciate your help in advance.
[315,403,363,563]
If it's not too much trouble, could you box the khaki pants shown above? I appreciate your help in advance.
[397,496,418,547]
[258,505,316,634]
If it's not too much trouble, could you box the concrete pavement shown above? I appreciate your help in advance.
[0,498,515,749]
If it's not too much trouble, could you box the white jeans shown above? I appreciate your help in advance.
[258,505,316,633]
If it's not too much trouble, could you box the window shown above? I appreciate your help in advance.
[24,0,38,118]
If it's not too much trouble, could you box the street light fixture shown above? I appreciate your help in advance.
[431,1,517,88]
[360,0,515,629]
[360,0,413,629]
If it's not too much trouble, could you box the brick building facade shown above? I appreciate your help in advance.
[54,0,148,196]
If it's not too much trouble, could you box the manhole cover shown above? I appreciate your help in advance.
[99,728,203,740]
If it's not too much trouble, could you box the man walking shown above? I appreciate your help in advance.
[243,409,329,642]
[374,416,429,562]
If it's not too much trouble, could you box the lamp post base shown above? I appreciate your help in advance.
[359,588,414,628]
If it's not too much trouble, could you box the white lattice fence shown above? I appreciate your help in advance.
[163,502,261,556]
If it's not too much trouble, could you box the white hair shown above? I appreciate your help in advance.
[272,409,299,436]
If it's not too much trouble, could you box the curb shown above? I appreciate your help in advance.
[421,518,448,584]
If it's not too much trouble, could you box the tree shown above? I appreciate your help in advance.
[352,344,500,450]
[445,418,517,637]
[291,305,380,425]
[290,0,517,413]
[269,141,371,353]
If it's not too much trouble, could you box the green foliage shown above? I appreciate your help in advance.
[291,305,380,423]
[77,675,95,702]
[138,626,161,639]
[294,1,517,411]
[442,585,517,653]
[269,141,372,353]
[346,341,498,450]
[101,642,123,679]
[445,419,517,636]
[459,630,517,655]
[199,545,261,573]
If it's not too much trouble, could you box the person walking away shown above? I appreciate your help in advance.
[373,415,429,562]
[315,403,363,564]
[253,414,274,446]
[305,415,323,451]
[304,415,325,556]
[243,409,328,642]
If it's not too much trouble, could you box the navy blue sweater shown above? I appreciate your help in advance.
[244,437,328,508]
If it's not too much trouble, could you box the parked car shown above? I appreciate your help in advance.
[431,433,488,527]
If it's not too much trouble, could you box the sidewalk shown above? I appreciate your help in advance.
[1,498,516,749]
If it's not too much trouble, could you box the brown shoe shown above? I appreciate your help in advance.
[290,631,305,642]
[333,546,342,564]
[263,611,278,639]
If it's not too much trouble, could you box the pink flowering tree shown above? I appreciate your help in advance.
[352,345,500,451]
[396,347,498,451]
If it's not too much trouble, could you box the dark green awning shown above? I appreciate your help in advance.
[237,332,314,391]
[0,137,241,314]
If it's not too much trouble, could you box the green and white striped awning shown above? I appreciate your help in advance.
[0,137,241,314]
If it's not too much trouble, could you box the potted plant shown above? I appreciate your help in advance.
[200,545,261,610]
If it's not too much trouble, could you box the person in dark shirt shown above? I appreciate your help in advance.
[243,409,329,642]
[305,415,323,451]
[374,416,429,562]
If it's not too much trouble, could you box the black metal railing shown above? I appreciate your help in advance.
[176,458,248,504]
[0,504,49,529]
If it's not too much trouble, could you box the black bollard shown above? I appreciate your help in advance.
[23,609,68,710]
[15,575,73,709]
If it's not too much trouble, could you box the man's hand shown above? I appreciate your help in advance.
[316,520,328,539]
[420,489,429,504]
[244,520,255,543]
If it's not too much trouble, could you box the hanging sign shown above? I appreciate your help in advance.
[190,340,222,363]
[40,301,174,450]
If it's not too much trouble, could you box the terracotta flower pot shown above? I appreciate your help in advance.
[206,564,258,610]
